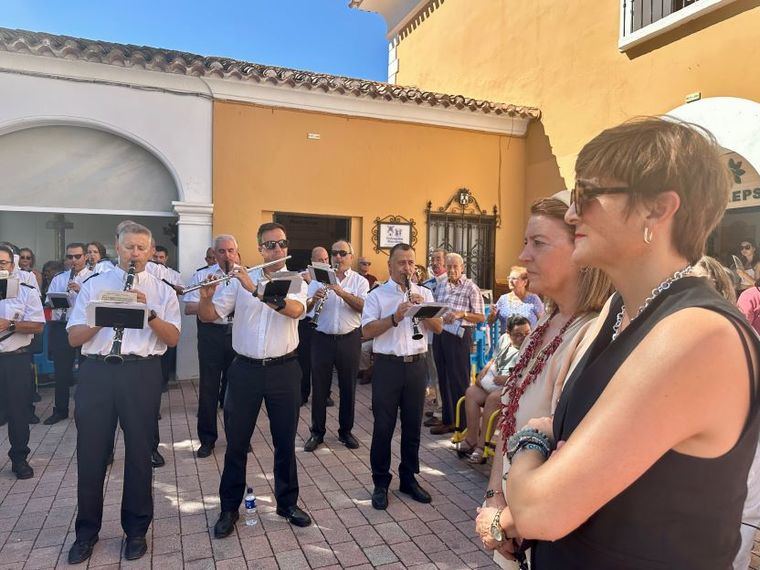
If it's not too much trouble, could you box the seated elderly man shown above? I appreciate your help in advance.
[459,315,531,464]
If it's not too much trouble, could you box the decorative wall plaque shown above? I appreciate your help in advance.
[372,214,418,254]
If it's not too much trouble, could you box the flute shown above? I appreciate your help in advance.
[181,256,292,294]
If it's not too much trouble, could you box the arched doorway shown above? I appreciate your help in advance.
[0,124,179,264]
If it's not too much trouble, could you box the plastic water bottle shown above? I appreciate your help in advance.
[244,487,258,526]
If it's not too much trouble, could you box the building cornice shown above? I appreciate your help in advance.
[0,27,540,136]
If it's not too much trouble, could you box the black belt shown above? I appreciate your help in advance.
[198,321,230,329]
[374,352,425,364]
[315,328,359,340]
[85,354,159,362]
[0,348,29,357]
[237,351,298,368]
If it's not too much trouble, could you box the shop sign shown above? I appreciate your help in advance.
[725,151,760,210]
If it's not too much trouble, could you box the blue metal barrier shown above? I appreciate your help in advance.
[33,323,55,380]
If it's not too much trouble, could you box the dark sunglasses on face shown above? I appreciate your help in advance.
[19,255,32,260]
[741,244,753,250]
[571,181,631,216]
[360,261,371,265]
[261,239,289,250]
[331,250,350,257]
[66,253,83,260]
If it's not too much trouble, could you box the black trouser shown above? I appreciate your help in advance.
[297,318,313,402]
[74,356,162,541]
[196,322,236,447]
[48,321,77,416]
[370,355,427,489]
[310,328,361,438]
[220,356,301,512]
[433,328,472,426]
[0,351,32,463]
[160,346,176,390]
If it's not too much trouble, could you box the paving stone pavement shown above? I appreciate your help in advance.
[0,378,499,569]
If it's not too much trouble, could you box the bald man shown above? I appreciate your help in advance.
[298,246,329,405]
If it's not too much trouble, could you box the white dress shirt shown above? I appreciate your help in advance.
[67,267,182,357]
[0,283,45,352]
[13,268,39,289]
[212,267,307,359]
[361,279,434,356]
[93,260,115,274]
[47,267,95,321]
[307,268,369,335]
[184,263,241,325]
[145,261,184,288]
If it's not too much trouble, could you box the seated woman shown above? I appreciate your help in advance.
[461,315,532,464]
[477,117,760,570]
[489,266,544,331]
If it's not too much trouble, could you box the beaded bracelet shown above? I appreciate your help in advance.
[506,427,553,464]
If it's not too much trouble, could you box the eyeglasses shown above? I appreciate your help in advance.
[359,261,371,265]
[19,255,32,260]
[331,250,351,257]
[571,180,631,216]
[66,253,83,260]
[261,239,289,250]
[0,260,11,267]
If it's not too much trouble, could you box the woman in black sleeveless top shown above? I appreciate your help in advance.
[476,117,760,569]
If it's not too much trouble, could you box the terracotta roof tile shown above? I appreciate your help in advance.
[0,27,541,120]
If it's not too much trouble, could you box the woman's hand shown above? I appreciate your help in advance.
[525,416,555,445]
[475,506,502,550]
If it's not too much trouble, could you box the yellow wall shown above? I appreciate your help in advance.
[393,0,760,206]
[212,101,526,282]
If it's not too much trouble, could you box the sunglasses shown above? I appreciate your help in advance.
[19,255,32,260]
[571,181,631,216]
[359,261,371,265]
[261,239,289,250]
[66,253,84,260]
[741,244,753,250]
[331,250,351,257]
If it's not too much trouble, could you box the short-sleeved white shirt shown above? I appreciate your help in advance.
[361,279,434,356]
[307,268,369,335]
[184,263,241,325]
[67,267,182,357]
[0,283,45,352]
[48,267,95,321]
[212,267,307,359]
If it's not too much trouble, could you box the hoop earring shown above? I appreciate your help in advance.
[643,227,654,245]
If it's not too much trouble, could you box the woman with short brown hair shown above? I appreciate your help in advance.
[478,117,759,569]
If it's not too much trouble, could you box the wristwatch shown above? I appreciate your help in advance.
[148,310,158,322]
[273,297,287,312]
[490,507,505,542]
[7,320,16,332]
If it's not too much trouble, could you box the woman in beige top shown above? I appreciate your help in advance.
[482,193,612,568]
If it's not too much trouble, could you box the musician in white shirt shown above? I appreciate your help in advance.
[44,243,94,425]
[184,235,240,458]
[0,244,45,480]
[303,240,369,452]
[66,222,180,564]
[198,222,312,537]
[362,243,443,511]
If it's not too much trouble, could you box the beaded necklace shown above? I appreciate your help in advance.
[499,311,578,452]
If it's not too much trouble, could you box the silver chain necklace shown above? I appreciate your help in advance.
[612,265,693,340]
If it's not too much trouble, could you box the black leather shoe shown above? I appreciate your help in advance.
[28,413,40,425]
[325,396,335,407]
[303,435,323,452]
[276,505,312,527]
[213,510,239,538]
[68,537,98,564]
[371,487,388,510]
[399,480,432,504]
[124,536,147,560]
[196,444,214,458]
[338,432,360,449]
[11,460,34,480]
[43,411,68,425]
[151,450,165,468]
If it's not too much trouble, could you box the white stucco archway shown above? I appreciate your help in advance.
[0,69,214,380]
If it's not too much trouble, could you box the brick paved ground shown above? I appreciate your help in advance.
[0,379,498,569]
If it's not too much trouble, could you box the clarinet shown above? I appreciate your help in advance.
[405,275,424,340]
[310,262,338,329]
[104,261,136,365]
[60,267,76,321]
